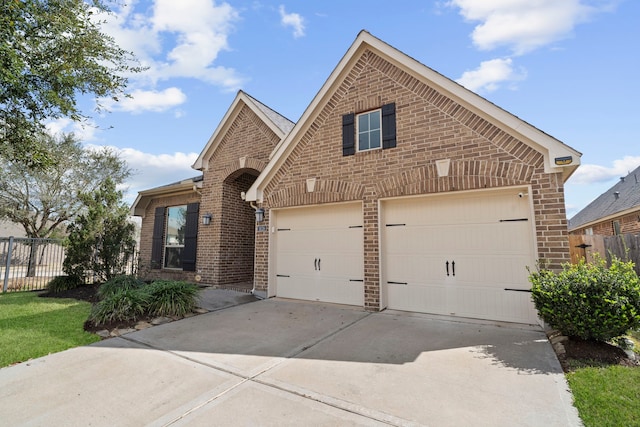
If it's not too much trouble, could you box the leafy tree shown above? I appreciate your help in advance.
[0,131,131,276]
[0,132,131,239]
[64,177,137,283]
[0,0,141,168]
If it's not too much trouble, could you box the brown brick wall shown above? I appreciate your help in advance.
[254,49,570,310]
[571,210,640,236]
[197,104,281,286]
[138,192,201,283]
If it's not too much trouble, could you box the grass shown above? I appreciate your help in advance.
[568,365,640,427]
[0,292,100,368]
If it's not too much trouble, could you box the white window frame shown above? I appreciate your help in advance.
[164,205,187,269]
[356,109,382,152]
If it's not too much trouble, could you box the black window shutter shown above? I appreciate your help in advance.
[151,207,166,269]
[342,113,355,156]
[182,202,199,271]
[382,102,396,149]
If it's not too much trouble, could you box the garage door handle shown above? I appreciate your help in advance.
[446,261,449,276]
[452,261,455,277]
[318,258,321,271]
[314,258,318,270]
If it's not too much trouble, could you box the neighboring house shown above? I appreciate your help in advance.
[133,31,581,325]
[0,221,26,238]
[568,164,640,235]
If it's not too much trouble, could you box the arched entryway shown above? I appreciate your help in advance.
[218,168,260,288]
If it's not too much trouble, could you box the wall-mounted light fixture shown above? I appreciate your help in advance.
[202,213,212,225]
[255,208,265,223]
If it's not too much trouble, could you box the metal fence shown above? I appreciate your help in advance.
[1,236,139,293]
[1,237,65,292]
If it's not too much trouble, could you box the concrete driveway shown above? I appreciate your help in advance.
[0,292,581,426]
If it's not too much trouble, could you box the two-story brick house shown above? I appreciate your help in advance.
[133,31,581,324]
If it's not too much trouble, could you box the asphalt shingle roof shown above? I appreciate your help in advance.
[243,92,295,135]
[569,164,640,230]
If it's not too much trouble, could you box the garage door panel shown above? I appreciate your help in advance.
[387,283,447,314]
[274,203,363,306]
[383,190,538,324]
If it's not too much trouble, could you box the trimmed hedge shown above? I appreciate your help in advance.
[529,256,640,341]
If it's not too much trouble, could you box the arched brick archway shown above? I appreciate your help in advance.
[218,168,260,286]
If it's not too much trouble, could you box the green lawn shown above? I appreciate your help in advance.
[0,292,100,368]
[568,364,640,427]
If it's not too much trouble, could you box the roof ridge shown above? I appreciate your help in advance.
[569,163,640,230]
[240,90,295,134]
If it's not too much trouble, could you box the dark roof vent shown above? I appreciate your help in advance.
[620,176,625,182]
[614,191,620,200]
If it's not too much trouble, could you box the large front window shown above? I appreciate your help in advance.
[357,109,381,151]
[164,205,186,268]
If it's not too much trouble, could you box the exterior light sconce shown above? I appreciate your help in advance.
[202,213,212,225]
[255,208,265,223]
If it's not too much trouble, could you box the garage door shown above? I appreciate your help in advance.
[274,203,364,306]
[382,189,539,324]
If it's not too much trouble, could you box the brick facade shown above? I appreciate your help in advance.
[138,103,281,286]
[195,104,280,286]
[138,192,201,282]
[253,49,571,310]
[571,211,640,236]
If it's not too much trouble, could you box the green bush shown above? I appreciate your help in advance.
[47,275,83,293]
[529,256,640,341]
[97,275,145,300]
[145,280,199,317]
[89,288,148,325]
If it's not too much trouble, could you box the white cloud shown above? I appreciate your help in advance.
[85,145,200,203]
[456,58,525,92]
[102,88,187,113]
[95,0,244,92]
[45,118,99,142]
[279,5,306,38]
[448,0,612,55]
[569,156,640,184]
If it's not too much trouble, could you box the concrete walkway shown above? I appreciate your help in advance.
[0,291,581,426]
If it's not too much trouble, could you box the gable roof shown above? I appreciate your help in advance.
[568,164,640,231]
[131,175,203,217]
[245,30,581,202]
[192,90,294,171]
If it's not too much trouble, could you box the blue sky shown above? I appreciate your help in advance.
[48,0,640,218]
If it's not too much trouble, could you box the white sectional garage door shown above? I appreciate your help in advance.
[382,189,539,324]
[274,203,364,306]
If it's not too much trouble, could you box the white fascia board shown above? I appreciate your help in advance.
[367,32,582,180]
[569,206,640,232]
[192,91,287,171]
[246,31,582,202]
[246,34,370,202]
[130,180,198,217]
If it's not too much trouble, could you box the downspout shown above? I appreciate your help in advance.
[243,192,265,299]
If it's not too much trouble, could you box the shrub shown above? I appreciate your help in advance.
[145,280,199,317]
[529,256,640,341]
[89,288,148,325]
[47,275,83,293]
[97,275,145,300]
